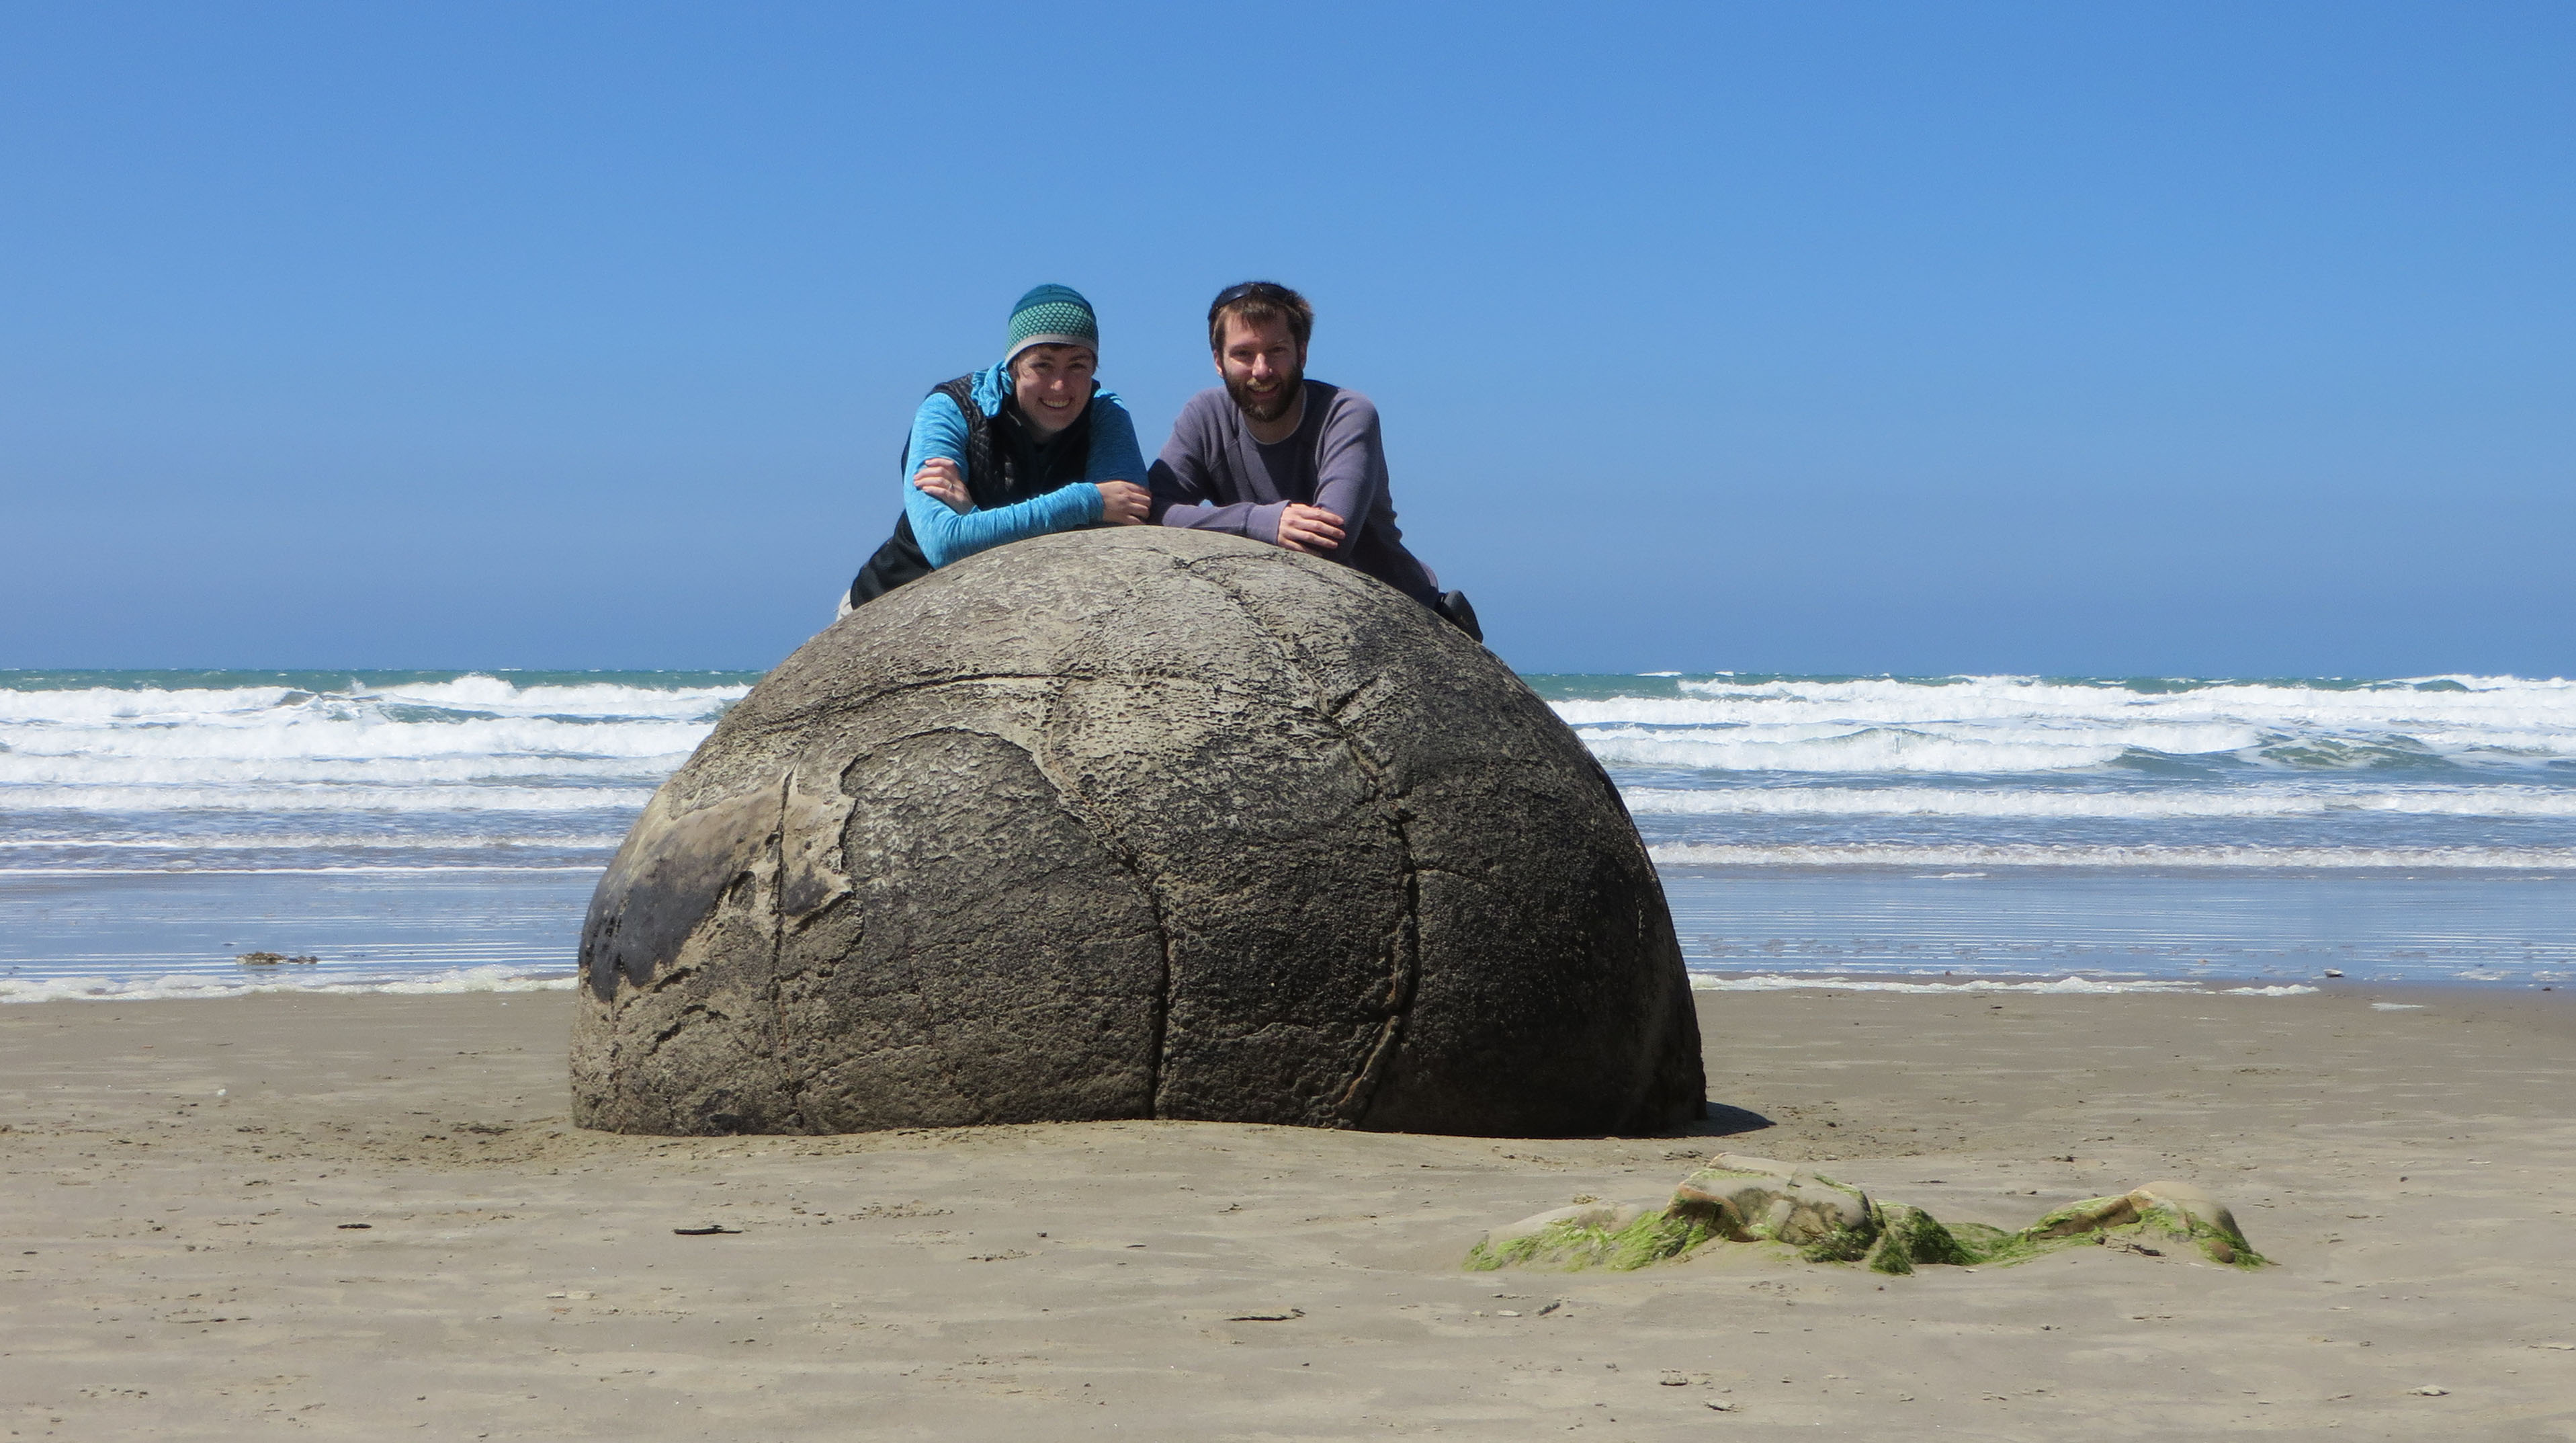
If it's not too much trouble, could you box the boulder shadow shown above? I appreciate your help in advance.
[1673,1102,1774,1139]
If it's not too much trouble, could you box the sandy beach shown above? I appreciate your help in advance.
[5,986,2573,1440]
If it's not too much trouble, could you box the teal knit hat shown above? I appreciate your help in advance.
[1005,284,1099,366]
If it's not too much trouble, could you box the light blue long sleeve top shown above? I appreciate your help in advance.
[902,361,1149,568]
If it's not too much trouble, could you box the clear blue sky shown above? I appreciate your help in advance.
[5,1,2569,676]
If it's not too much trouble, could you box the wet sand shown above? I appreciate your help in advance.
[4,987,2573,1440]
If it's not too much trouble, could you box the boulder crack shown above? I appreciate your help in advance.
[1025,679,1176,1120]
[1178,559,1425,1127]
[761,771,808,1132]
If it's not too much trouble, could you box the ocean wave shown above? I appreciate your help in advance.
[0,714,712,762]
[0,964,578,1004]
[1561,706,2272,757]
[1621,784,2576,819]
[0,865,605,876]
[1548,674,2576,774]
[0,678,719,813]
[0,831,628,850]
[0,747,692,789]
[358,675,745,716]
[0,674,746,725]
[0,784,657,813]
[1684,973,2313,995]
[1669,672,2576,719]
[1647,841,2576,870]
[1579,727,2133,773]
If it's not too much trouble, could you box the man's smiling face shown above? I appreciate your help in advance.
[1215,315,1304,425]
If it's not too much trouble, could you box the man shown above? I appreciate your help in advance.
[1148,281,1479,639]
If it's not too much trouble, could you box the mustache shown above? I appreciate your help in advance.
[1226,366,1303,421]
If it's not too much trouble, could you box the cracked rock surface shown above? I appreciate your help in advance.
[572,528,1705,1137]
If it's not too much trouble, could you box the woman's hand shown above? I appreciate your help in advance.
[1096,480,1150,526]
[912,456,969,511]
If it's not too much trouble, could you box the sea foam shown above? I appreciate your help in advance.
[1622,784,2576,819]
[1551,672,2576,775]
[1684,973,2313,995]
[0,964,577,1004]
[1647,841,2576,870]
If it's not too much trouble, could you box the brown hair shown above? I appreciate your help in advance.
[1207,280,1314,353]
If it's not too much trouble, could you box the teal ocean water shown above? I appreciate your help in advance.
[5,669,2572,999]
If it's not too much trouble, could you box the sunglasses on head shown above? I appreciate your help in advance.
[1212,282,1294,311]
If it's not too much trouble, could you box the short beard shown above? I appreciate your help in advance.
[1227,366,1303,425]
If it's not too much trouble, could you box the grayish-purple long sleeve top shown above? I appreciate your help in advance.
[1148,380,1442,606]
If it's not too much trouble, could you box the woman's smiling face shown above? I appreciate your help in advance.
[1010,345,1096,436]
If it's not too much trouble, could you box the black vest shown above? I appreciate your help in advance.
[845,376,1097,610]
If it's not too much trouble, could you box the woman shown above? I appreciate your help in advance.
[843,284,1151,612]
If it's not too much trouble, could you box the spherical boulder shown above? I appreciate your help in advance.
[571,528,1705,1137]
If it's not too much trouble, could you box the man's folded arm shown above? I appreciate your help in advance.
[1150,455,1289,544]
[1305,395,1384,563]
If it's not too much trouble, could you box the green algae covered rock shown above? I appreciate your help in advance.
[1858,1202,1980,1275]
[1467,1153,1895,1273]
[1465,1155,2268,1276]
[1995,1180,2268,1268]
[1668,1152,1873,1246]
[1466,1202,1714,1272]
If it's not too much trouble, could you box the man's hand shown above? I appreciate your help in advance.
[912,456,968,511]
[1274,502,1346,554]
[1096,480,1150,526]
